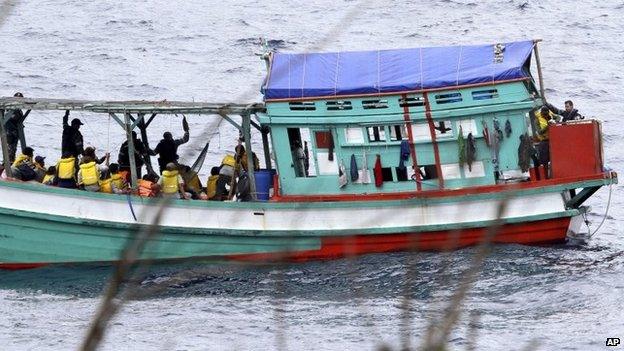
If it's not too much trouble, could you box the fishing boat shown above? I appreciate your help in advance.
[0,39,617,270]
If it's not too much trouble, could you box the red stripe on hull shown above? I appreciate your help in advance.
[230,217,571,262]
[0,263,48,270]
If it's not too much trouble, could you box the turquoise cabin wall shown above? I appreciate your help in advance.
[260,82,538,195]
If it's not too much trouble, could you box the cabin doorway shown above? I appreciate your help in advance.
[287,128,316,177]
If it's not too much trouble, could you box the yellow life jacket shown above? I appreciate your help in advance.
[206,174,219,199]
[185,172,202,193]
[535,110,555,141]
[221,154,236,168]
[12,154,31,168]
[111,173,125,190]
[99,178,112,193]
[79,161,99,186]
[42,174,55,185]
[161,170,180,194]
[57,157,76,180]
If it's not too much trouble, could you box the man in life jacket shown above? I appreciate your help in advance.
[205,166,220,200]
[138,174,159,197]
[11,147,37,181]
[4,92,28,164]
[215,154,236,201]
[77,156,101,192]
[158,162,188,199]
[33,156,46,182]
[532,105,559,178]
[61,110,84,158]
[117,131,149,178]
[56,152,78,188]
[547,100,584,122]
[235,144,260,172]
[42,166,57,185]
[107,163,128,194]
[149,117,190,174]
[180,164,202,199]
[98,166,113,193]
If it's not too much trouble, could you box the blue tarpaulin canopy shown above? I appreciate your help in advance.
[263,40,535,100]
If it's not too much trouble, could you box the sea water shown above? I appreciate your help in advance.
[0,0,623,350]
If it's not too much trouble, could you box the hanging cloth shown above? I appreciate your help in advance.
[359,150,370,184]
[491,118,503,168]
[457,126,466,168]
[398,140,410,170]
[327,132,335,161]
[373,154,383,187]
[505,119,512,138]
[350,154,359,181]
[481,120,491,147]
[466,133,476,171]
[493,117,504,140]
[338,161,348,188]
[517,133,536,172]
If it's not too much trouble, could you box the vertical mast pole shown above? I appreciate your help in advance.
[0,110,13,177]
[242,113,257,200]
[533,39,546,102]
[124,113,138,189]
[261,126,271,170]
[137,113,154,174]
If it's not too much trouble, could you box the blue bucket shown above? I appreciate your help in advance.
[254,169,274,201]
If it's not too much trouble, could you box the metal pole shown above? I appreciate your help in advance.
[242,113,257,200]
[533,39,546,102]
[0,110,13,177]
[17,111,28,152]
[124,113,138,189]
[261,126,271,170]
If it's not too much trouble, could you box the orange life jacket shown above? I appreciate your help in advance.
[138,179,156,197]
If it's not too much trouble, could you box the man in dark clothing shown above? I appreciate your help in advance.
[61,110,84,157]
[547,100,583,122]
[4,92,29,163]
[149,117,190,173]
[118,131,149,178]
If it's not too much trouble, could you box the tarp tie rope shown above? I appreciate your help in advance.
[456,46,463,86]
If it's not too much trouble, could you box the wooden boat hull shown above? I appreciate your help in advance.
[0,176,610,270]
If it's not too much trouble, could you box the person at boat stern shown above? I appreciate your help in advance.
[4,92,27,164]
[532,106,557,178]
[149,117,190,173]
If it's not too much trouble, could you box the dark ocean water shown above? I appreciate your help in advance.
[0,0,623,350]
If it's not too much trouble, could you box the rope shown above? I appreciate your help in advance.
[106,113,111,154]
[585,183,613,237]
[126,193,138,222]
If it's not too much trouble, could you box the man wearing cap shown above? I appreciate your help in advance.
[61,110,84,158]
[4,92,30,163]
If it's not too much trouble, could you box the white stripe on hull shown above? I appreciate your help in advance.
[0,185,566,232]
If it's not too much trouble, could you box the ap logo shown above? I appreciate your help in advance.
[607,338,620,347]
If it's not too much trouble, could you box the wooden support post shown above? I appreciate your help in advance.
[533,39,546,102]
[137,113,154,173]
[0,110,13,177]
[17,110,30,152]
[261,126,271,170]
[242,113,257,200]
[124,113,138,189]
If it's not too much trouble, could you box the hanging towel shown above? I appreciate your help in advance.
[481,120,491,147]
[373,154,383,187]
[350,154,359,181]
[359,150,370,184]
[457,126,466,168]
[517,133,536,172]
[505,119,512,138]
[338,161,348,188]
[466,133,476,171]
[398,140,410,170]
[328,132,335,161]
[493,117,504,141]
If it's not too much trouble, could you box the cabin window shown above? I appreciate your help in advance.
[433,120,454,139]
[314,131,333,148]
[399,96,425,108]
[456,119,478,136]
[410,123,431,142]
[344,127,364,144]
[326,101,352,111]
[366,126,386,142]
[390,124,408,141]
[395,167,409,181]
[419,165,438,180]
[362,99,389,109]
[287,128,316,177]
[435,92,462,104]
[472,89,499,100]
[289,101,316,111]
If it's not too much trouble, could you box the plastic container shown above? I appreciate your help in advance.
[254,169,274,201]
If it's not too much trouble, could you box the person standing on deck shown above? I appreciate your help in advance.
[4,92,28,164]
[547,100,584,122]
[149,117,190,173]
[61,110,84,158]
[532,106,557,178]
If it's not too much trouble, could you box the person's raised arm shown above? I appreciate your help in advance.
[176,117,190,146]
[62,110,70,128]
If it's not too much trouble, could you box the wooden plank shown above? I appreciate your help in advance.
[0,110,13,177]
[0,97,265,116]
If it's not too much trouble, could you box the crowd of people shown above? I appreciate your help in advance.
[2,93,261,201]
